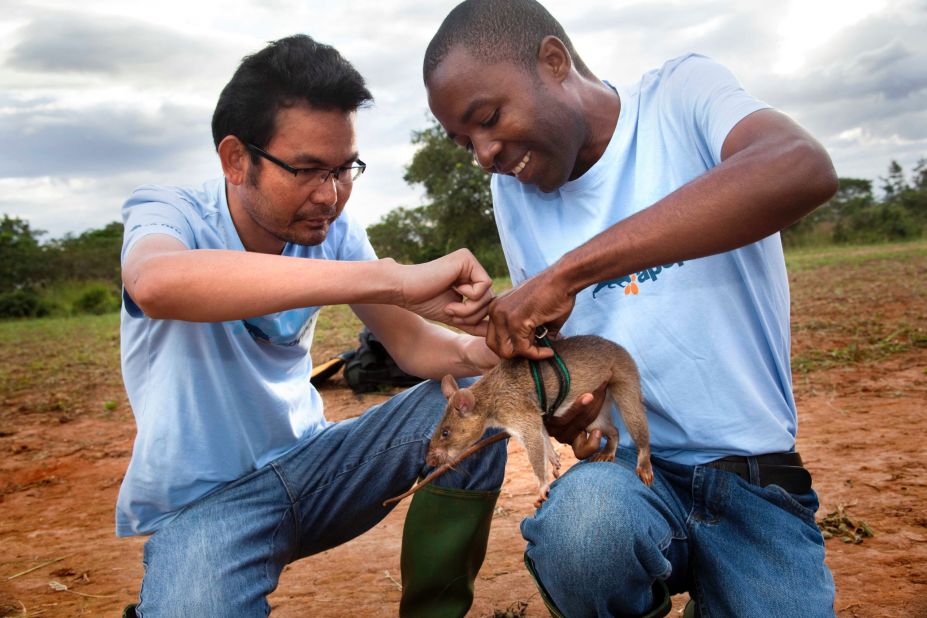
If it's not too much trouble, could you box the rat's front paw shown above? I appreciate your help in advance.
[534,483,552,509]
[548,450,562,478]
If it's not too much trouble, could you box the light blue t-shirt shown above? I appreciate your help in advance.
[492,54,795,465]
[116,178,376,536]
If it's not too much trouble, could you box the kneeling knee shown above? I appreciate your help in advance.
[523,463,652,565]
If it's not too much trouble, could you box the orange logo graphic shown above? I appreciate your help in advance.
[592,262,685,299]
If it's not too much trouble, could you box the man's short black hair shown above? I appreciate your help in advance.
[211,34,373,151]
[424,0,593,83]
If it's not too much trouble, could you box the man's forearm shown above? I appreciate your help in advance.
[552,116,837,296]
[352,303,498,380]
[397,327,493,380]
[130,248,402,321]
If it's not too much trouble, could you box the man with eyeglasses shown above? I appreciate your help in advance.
[116,34,542,617]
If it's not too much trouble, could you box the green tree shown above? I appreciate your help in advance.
[834,202,922,243]
[834,161,925,243]
[782,177,874,246]
[367,206,441,265]
[889,159,926,224]
[47,221,123,285]
[0,215,48,292]
[368,119,506,275]
[880,160,908,196]
[785,159,927,246]
[907,158,927,223]
[913,158,927,191]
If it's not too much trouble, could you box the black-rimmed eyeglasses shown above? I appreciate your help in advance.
[245,143,366,186]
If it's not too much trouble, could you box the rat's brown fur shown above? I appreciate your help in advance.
[429,335,653,506]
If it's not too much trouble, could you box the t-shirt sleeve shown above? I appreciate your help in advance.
[121,185,196,263]
[662,54,770,165]
[120,187,198,318]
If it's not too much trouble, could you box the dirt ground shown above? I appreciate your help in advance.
[1,252,925,617]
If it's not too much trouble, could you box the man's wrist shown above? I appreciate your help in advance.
[548,252,587,298]
[553,228,635,297]
[376,258,407,306]
[461,334,497,375]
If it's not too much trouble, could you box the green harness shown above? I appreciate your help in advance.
[528,327,571,417]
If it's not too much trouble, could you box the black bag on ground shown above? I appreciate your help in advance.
[343,328,425,393]
[309,349,355,386]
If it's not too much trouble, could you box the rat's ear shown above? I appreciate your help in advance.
[441,374,459,399]
[452,388,476,416]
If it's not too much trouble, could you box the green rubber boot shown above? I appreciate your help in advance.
[399,483,500,617]
[524,553,672,618]
[683,598,697,617]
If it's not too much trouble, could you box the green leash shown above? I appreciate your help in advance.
[528,327,571,417]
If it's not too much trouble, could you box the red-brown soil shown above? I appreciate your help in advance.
[1,252,925,617]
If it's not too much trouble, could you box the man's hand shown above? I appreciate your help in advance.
[545,381,608,459]
[486,269,576,360]
[398,249,494,334]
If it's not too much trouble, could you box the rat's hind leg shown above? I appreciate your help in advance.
[635,445,654,486]
[516,416,556,508]
[609,376,654,485]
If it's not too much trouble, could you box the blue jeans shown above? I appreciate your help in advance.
[135,378,506,617]
[522,447,835,617]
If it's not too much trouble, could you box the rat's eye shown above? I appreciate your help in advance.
[441,428,450,438]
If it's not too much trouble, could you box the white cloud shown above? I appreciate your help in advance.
[0,0,924,239]
[1,175,141,237]
[774,0,889,74]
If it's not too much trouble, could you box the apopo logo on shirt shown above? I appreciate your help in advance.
[592,262,685,298]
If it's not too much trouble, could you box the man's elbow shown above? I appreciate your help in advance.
[790,137,838,209]
[125,269,174,319]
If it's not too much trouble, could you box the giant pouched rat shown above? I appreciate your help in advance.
[428,334,653,507]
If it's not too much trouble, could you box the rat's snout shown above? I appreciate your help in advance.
[426,447,448,467]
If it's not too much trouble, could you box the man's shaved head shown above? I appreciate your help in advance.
[424,0,593,83]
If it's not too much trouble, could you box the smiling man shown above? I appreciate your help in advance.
[425,1,839,616]
[116,34,510,617]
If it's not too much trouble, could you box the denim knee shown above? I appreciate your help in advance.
[521,462,676,615]
[136,468,293,617]
[140,529,276,617]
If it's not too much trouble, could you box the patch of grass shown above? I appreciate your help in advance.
[492,600,529,617]
[788,243,927,373]
[793,322,927,373]
[492,277,513,294]
[0,313,122,417]
[818,505,875,544]
[312,305,364,363]
[785,239,927,272]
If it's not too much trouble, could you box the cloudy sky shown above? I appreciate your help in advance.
[1,0,925,239]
